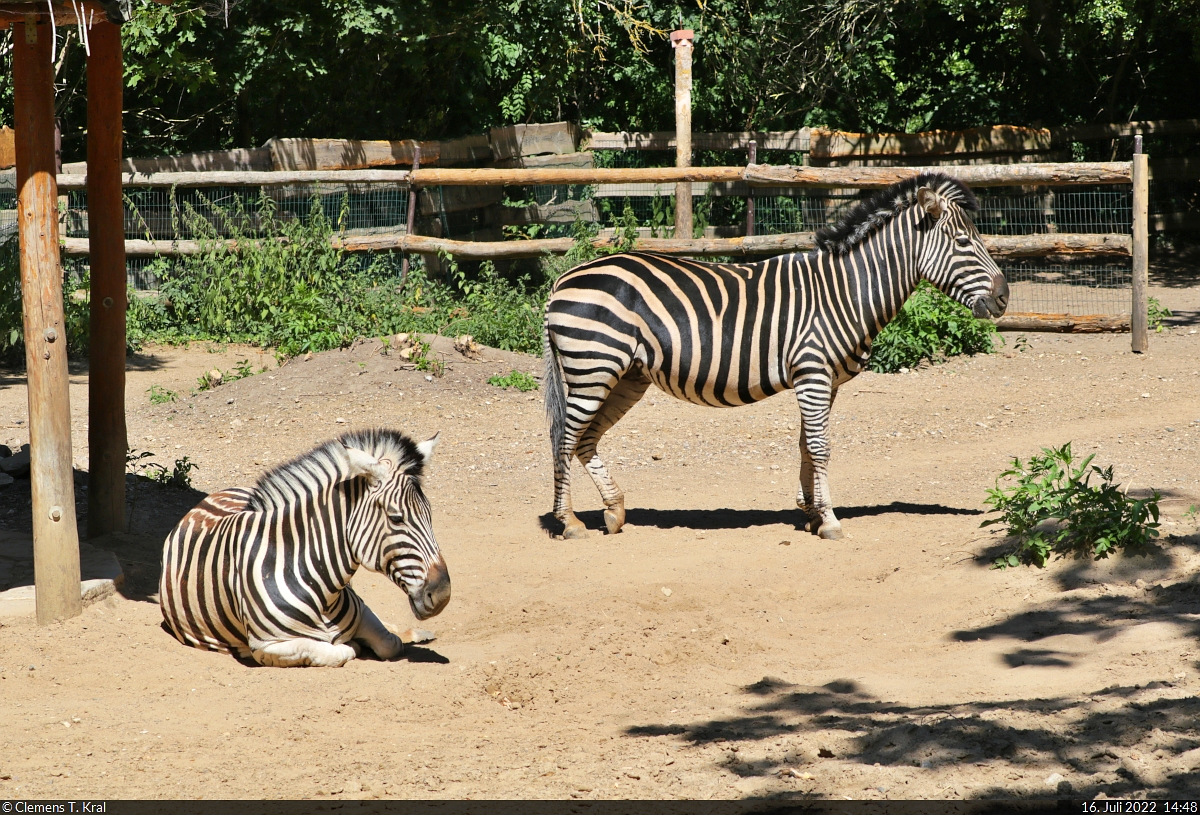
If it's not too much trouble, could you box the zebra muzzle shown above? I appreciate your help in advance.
[973,276,1010,319]
[411,557,451,620]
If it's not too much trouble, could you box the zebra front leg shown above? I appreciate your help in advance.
[352,602,405,660]
[249,636,360,668]
[796,381,842,540]
[795,430,820,534]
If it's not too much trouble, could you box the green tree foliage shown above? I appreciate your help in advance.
[2,0,1196,160]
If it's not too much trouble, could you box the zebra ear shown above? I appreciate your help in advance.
[416,431,440,464]
[340,443,388,487]
[917,187,944,218]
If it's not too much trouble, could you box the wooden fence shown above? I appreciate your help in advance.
[37,118,1162,343]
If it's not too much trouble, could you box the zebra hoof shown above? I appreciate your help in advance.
[561,523,591,540]
[603,505,625,535]
[818,522,843,540]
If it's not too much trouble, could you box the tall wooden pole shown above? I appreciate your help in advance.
[87,21,128,538]
[15,13,83,624]
[672,29,694,240]
[1130,137,1149,354]
[400,143,420,285]
[745,140,757,237]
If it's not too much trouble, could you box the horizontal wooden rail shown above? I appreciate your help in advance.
[744,162,1131,188]
[995,313,1130,333]
[49,161,1132,191]
[60,231,1130,261]
[54,169,413,189]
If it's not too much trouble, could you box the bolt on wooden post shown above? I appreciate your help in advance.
[672,29,694,240]
[14,13,83,624]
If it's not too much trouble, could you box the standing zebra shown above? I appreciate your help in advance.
[160,429,451,667]
[543,172,1009,540]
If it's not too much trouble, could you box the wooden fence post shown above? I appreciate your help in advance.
[746,140,757,237]
[15,13,82,624]
[672,30,693,240]
[86,20,128,539]
[401,143,420,285]
[1131,137,1149,353]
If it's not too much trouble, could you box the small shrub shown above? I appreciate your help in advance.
[488,370,539,392]
[1148,297,1172,332]
[870,281,999,373]
[982,442,1160,568]
[127,449,197,488]
[147,385,178,405]
[194,358,265,392]
[409,340,445,378]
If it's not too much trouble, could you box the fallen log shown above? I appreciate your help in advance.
[994,313,1130,333]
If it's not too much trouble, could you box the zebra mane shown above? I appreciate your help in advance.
[248,428,425,511]
[814,172,979,255]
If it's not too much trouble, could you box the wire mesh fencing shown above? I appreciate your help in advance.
[0,156,1140,317]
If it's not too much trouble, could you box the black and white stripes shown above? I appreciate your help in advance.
[543,173,1009,539]
[159,428,451,667]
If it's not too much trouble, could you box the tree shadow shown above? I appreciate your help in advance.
[539,502,982,535]
[951,568,1200,649]
[627,674,1200,798]
[626,558,1200,798]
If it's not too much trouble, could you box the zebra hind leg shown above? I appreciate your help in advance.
[575,367,653,535]
[250,637,360,668]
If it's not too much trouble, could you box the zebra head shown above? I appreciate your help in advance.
[912,175,1009,319]
[340,430,451,621]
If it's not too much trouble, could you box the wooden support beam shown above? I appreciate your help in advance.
[809,125,1053,159]
[60,231,1131,261]
[14,13,81,624]
[1050,118,1200,143]
[408,166,742,187]
[584,129,811,151]
[995,313,1130,333]
[50,161,1134,190]
[54,169,413,189]
[745,162,1132,188]
[86,20,126,539]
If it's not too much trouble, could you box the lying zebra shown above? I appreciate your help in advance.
[160,429,451,667]
[544,172,1009,540]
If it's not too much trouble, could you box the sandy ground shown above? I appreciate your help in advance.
[1,280,1199,801]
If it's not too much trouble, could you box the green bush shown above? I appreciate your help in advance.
[869,281,999,373]
[982,442,1161,568]
[0,235,91,361]
[488,370,539,392]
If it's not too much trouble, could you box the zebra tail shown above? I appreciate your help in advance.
[543,311,567,462]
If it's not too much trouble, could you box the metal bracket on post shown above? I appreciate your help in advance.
[24,13,37,43]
